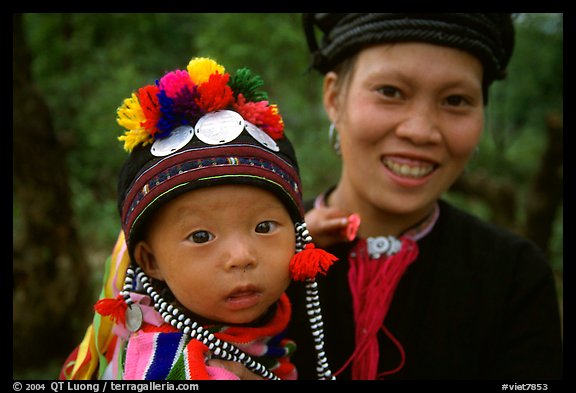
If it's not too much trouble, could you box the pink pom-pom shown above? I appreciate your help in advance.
[158,70,195,99]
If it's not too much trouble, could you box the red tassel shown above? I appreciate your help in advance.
[290,243,338,281]
[94,294,127,326]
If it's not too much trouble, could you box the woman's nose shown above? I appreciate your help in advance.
[395,104,442,145]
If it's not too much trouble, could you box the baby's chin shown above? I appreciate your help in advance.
[214,303,276,327]
[218,309,271,327]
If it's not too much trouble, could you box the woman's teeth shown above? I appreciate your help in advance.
[384,159,435,178]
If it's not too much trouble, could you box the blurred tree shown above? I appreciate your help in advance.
[449,13,563,264]
[13,13,91,371]
[524,114,563,256]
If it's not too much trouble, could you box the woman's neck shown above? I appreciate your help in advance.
[327,183,436,238]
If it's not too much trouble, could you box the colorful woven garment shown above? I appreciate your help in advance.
[123,294,296,380]
[60,231,297,380]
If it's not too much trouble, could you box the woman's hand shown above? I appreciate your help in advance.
[305,206,360,248]
[207,359,264,380]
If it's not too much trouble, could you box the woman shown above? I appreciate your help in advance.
[286,13,562,380]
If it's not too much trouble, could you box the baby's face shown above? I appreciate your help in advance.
[134,184,294,325]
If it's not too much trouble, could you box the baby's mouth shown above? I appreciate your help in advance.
[224,284,262,310]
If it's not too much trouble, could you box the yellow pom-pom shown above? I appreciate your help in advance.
[118,129,153,152]
[117,93,146,131]
[187,57,226,85]
[116,93,153,152]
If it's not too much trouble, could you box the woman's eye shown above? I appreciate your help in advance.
[378,85,401,99]
[189,230,214,244]
[255,221,277,234]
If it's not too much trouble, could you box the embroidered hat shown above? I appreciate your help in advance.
[303,13,515,97]
[116,57,304,258]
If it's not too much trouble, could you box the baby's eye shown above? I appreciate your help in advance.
[255,221,278,234]
[444,95,469,107]
[189,230,214,244]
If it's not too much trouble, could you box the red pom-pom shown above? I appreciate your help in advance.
[195,73,233,112]
[136,85,161,135]
[290,243,338,281]
[94,294,127,326]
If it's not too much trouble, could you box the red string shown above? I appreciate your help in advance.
[377,325,406,378]
[335,237,418,379]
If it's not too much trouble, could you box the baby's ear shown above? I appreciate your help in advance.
[133,241,164,281]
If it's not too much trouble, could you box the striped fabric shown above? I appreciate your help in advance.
[124,331,187,379]
[60,232,130,380]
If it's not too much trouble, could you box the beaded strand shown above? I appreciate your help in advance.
[295,222,335,380]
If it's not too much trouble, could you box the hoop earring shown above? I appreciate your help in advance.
[328,123,341,155]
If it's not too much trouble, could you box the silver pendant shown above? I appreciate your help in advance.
[150,125,194,157]
[367,236,402,259]
[195,110,245,145]
[125,303,143,332]
[245,121,279,151]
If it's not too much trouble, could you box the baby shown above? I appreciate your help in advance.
[60,57,336,380]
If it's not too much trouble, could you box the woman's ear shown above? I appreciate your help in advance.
[323,71,340,124]
[133,241,164,281]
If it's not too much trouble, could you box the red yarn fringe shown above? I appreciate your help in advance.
[94,294,127,326]
[289,243,338,281]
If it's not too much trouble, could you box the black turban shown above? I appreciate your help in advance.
[303,13,515,87]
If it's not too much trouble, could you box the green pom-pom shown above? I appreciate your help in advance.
[229,67,269,102]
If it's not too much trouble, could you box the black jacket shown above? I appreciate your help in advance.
[286,199,563,380]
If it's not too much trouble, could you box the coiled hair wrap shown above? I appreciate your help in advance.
[302,13,515,87]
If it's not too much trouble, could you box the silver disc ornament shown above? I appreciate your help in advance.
[245,121,280,151]
[125,303,143,332]
[194,110,245,145]
[150,125,194,157]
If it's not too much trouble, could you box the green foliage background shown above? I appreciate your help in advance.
[15,13,562,378]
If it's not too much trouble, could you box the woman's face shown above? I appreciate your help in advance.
[324,42,485,220]
[134,184,294,325]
